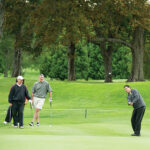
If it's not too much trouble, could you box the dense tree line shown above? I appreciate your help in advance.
[0,0,150,82]
[39,42,131,80]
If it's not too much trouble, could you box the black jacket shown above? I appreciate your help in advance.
[9,84,31,103]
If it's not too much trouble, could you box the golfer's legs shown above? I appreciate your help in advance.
[12,102,18,126]
[131,109,136,132]
[134,107,145,135]
[18,103,25,126]
[32,108,40,122]
[32,97,44,123]
[36,109,40,122]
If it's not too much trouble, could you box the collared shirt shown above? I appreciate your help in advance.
[31,80,52,98]
[17,83,22,87]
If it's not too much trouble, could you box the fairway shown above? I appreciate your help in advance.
[0,76,150,150]
[1,123,150,150]
[1,115,150,150]
[1,0,150,149]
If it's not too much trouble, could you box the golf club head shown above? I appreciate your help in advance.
[30,103,33,109]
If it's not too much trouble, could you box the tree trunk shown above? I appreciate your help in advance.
[11,34,22,77]
[0,0,4,38]
[11,48,22,77]
[4,48,9,77]
[127,27,144,82]
[100,42,113,82]
[68,42,76,81]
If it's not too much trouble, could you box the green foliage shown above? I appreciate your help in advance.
[0,35,14,75]
[39,42,131,80]
[0,55,3,73]
[112,46,131,79]
[30,0,91,46]
[144,40,150,79]
[88,43,105,79]
[22,52,41,70]
[75,42,89,80]
[40,46,68,80]
[39,43,105,80]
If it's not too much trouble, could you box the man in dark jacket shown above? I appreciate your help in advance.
[9,76,31,128]
[124,85,146,136]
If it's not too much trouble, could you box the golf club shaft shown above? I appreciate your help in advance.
[9,106,12,127]
[50,102,52,126]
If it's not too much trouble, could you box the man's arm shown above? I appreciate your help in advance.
[25,86,31,100]
[31,83,36,102]
[49,91,52,99]
[31,93,34,100]
[127,95,132,105]
[8,85,15,106]
[25,98,28,105]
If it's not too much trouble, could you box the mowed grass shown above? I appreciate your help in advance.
[0,72,150,150]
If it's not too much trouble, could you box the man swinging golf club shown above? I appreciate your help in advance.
[124,85,146,136]
[29,74,52,126]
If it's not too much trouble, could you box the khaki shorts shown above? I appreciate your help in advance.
[33,97,45,110]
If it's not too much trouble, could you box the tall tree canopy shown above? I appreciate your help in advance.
[3,0,36,76]
[0,0,4,38]
[90,0,150,82]
[30,0,91,80]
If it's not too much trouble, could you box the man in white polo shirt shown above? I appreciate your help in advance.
[29,74,52,126]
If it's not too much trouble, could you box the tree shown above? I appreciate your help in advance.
[90,0,150,82]
[75,41,89,80]
[86,0,126,82]
[40,46,68,80]
[112,46,131,79]
[3,0,37,77]
[30,0,91,80]
[0,35,14,77]
[144,31,150,79]
[114,0,150,81]
[0,0,4,38]
[88,43,105,80]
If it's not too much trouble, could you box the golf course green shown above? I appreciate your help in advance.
[0,72,150,150]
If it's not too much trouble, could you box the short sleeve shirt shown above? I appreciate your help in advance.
[31,80,52,98]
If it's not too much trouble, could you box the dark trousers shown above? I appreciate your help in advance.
[5,106,12,122]
[12,101,25,126]
[131,107,145,135]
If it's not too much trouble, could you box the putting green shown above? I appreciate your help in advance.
[1,76,150,150]
[0,122,150,150]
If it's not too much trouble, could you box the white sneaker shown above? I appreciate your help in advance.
[14,125,18,128]
[3,121,8,124]
[19,126,24,129]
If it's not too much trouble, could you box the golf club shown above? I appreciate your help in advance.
[30,101,33,110]
[29,100,33,122]
[49,100,52,127]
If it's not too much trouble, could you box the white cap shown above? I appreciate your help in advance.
[17,76,24,80]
